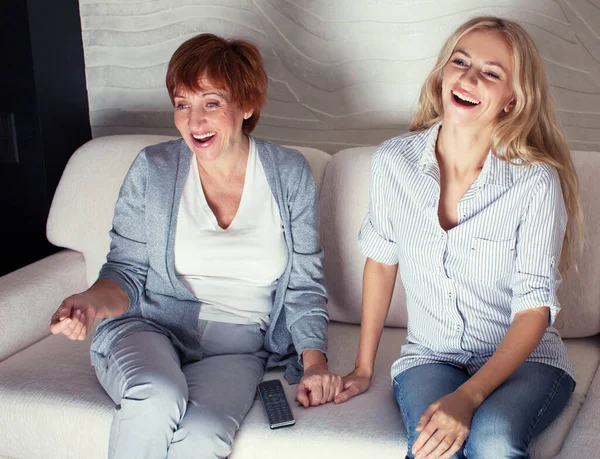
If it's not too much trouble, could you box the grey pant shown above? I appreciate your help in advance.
[95,321,268,459]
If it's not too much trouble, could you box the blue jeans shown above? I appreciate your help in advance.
[393,362,575,459]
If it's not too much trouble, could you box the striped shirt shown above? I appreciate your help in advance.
[358,123,574,380]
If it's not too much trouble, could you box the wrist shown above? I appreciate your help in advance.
[456,384,485,409]
[302,349,328,369]
[354,362,374,379]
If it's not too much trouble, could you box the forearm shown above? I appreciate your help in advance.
[355,258,398,377]
[458,306,549,407]
[88,278,130,319]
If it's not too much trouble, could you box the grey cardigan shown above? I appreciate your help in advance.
[90,137,328,383]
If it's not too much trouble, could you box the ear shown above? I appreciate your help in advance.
[504,98,515,113]
[243,110,254,120]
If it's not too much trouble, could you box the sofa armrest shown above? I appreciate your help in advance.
[558,339,600,458]
[0,249,88,362]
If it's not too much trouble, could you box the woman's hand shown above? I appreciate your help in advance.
[49,278,129,341]
[334,367,372,403]
[296,351,343,407]
[49,293,99,341]
[296,364,343,407]
[412,389,478,459]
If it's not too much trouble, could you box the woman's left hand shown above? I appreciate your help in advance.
[296,363,343,407]
[412,389,478,459]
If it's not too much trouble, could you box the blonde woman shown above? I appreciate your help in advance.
[335,16,582,459]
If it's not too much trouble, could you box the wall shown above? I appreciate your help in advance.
[0,0,91,276]
[81,0,600,153]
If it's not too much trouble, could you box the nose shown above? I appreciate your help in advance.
[188,105,206,129]
[459,66,479,86]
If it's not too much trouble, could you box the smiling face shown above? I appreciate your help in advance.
[441,29,515,130]
[173,79,253,162]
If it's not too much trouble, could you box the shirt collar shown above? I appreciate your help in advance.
[418,122,512,188]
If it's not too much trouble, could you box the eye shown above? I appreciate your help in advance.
[175,103,189,110]
[452,58,468,67]
[206,101,220,108]
[484,71,501,79]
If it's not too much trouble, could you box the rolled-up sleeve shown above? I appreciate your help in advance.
[357,148,399,265]
[511,166,567,325]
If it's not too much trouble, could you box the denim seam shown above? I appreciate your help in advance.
[524,369,568,444]
[394,375,413,458]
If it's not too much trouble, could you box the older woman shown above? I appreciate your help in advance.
[336,16,581,459]
[49,33,341,459]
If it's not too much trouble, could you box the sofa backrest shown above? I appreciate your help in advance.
[319,146,600,339]
[47,135,600,339]
[46,135,331,287]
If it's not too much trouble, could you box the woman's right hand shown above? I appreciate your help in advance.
[334,367,373,404]
[49,293,99,341]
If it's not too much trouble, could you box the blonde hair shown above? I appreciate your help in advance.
[411,16,583,273]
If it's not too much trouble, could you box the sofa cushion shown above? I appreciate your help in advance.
[320,147,408,327]
[0,321,597,459]
[46,135,331,287]
[320,146,600,337]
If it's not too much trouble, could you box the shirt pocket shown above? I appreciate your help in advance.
[465,237,515,282]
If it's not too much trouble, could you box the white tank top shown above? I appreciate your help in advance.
[174,138,288,328]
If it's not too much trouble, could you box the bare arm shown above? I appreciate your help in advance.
[457,306,549,406]
[335,257,398,403]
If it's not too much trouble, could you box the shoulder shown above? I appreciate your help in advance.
[372,129,430,170]
[512,160,561,192]
[254,137,310,176]
[125,138,188,180]
[141,138,188,165]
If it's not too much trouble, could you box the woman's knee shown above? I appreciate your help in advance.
[120,371,188,422]
[169,410,236,459]
[464,419,528,458]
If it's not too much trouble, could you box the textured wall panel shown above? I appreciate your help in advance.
[80,0,600,153]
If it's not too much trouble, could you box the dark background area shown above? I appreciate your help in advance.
[0,0,91,276]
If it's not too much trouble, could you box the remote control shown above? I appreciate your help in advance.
[257,379,296,429]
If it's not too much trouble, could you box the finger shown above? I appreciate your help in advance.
[76,312,88,340]
[70,311,86,340]
[50,306,72,331]
[417,430,445,459]
[334,376,343,398]
[440,436,466,459]
[296,384,310,408]
[63,309,83,339]
[334,383,360,404]
[49,315,71,334]
[412,419,438,455]
[325,376,337,403]
[426,434,455,459]
[329,375,342,402]
[60,317,79,339]
[416,404,438,432]
[308,382,324,406]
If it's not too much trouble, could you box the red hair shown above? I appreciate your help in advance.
[166,34,267,134]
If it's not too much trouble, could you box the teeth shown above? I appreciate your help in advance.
[452,90,480,105]
[192,132,215,140]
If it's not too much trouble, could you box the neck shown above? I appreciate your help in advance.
[197,134,250,179]
[436,122,492,174]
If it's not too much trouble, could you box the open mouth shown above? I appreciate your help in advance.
[191,132,216,145]
[452,90,480,107]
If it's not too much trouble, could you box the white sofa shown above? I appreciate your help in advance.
[1,135,599,459]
